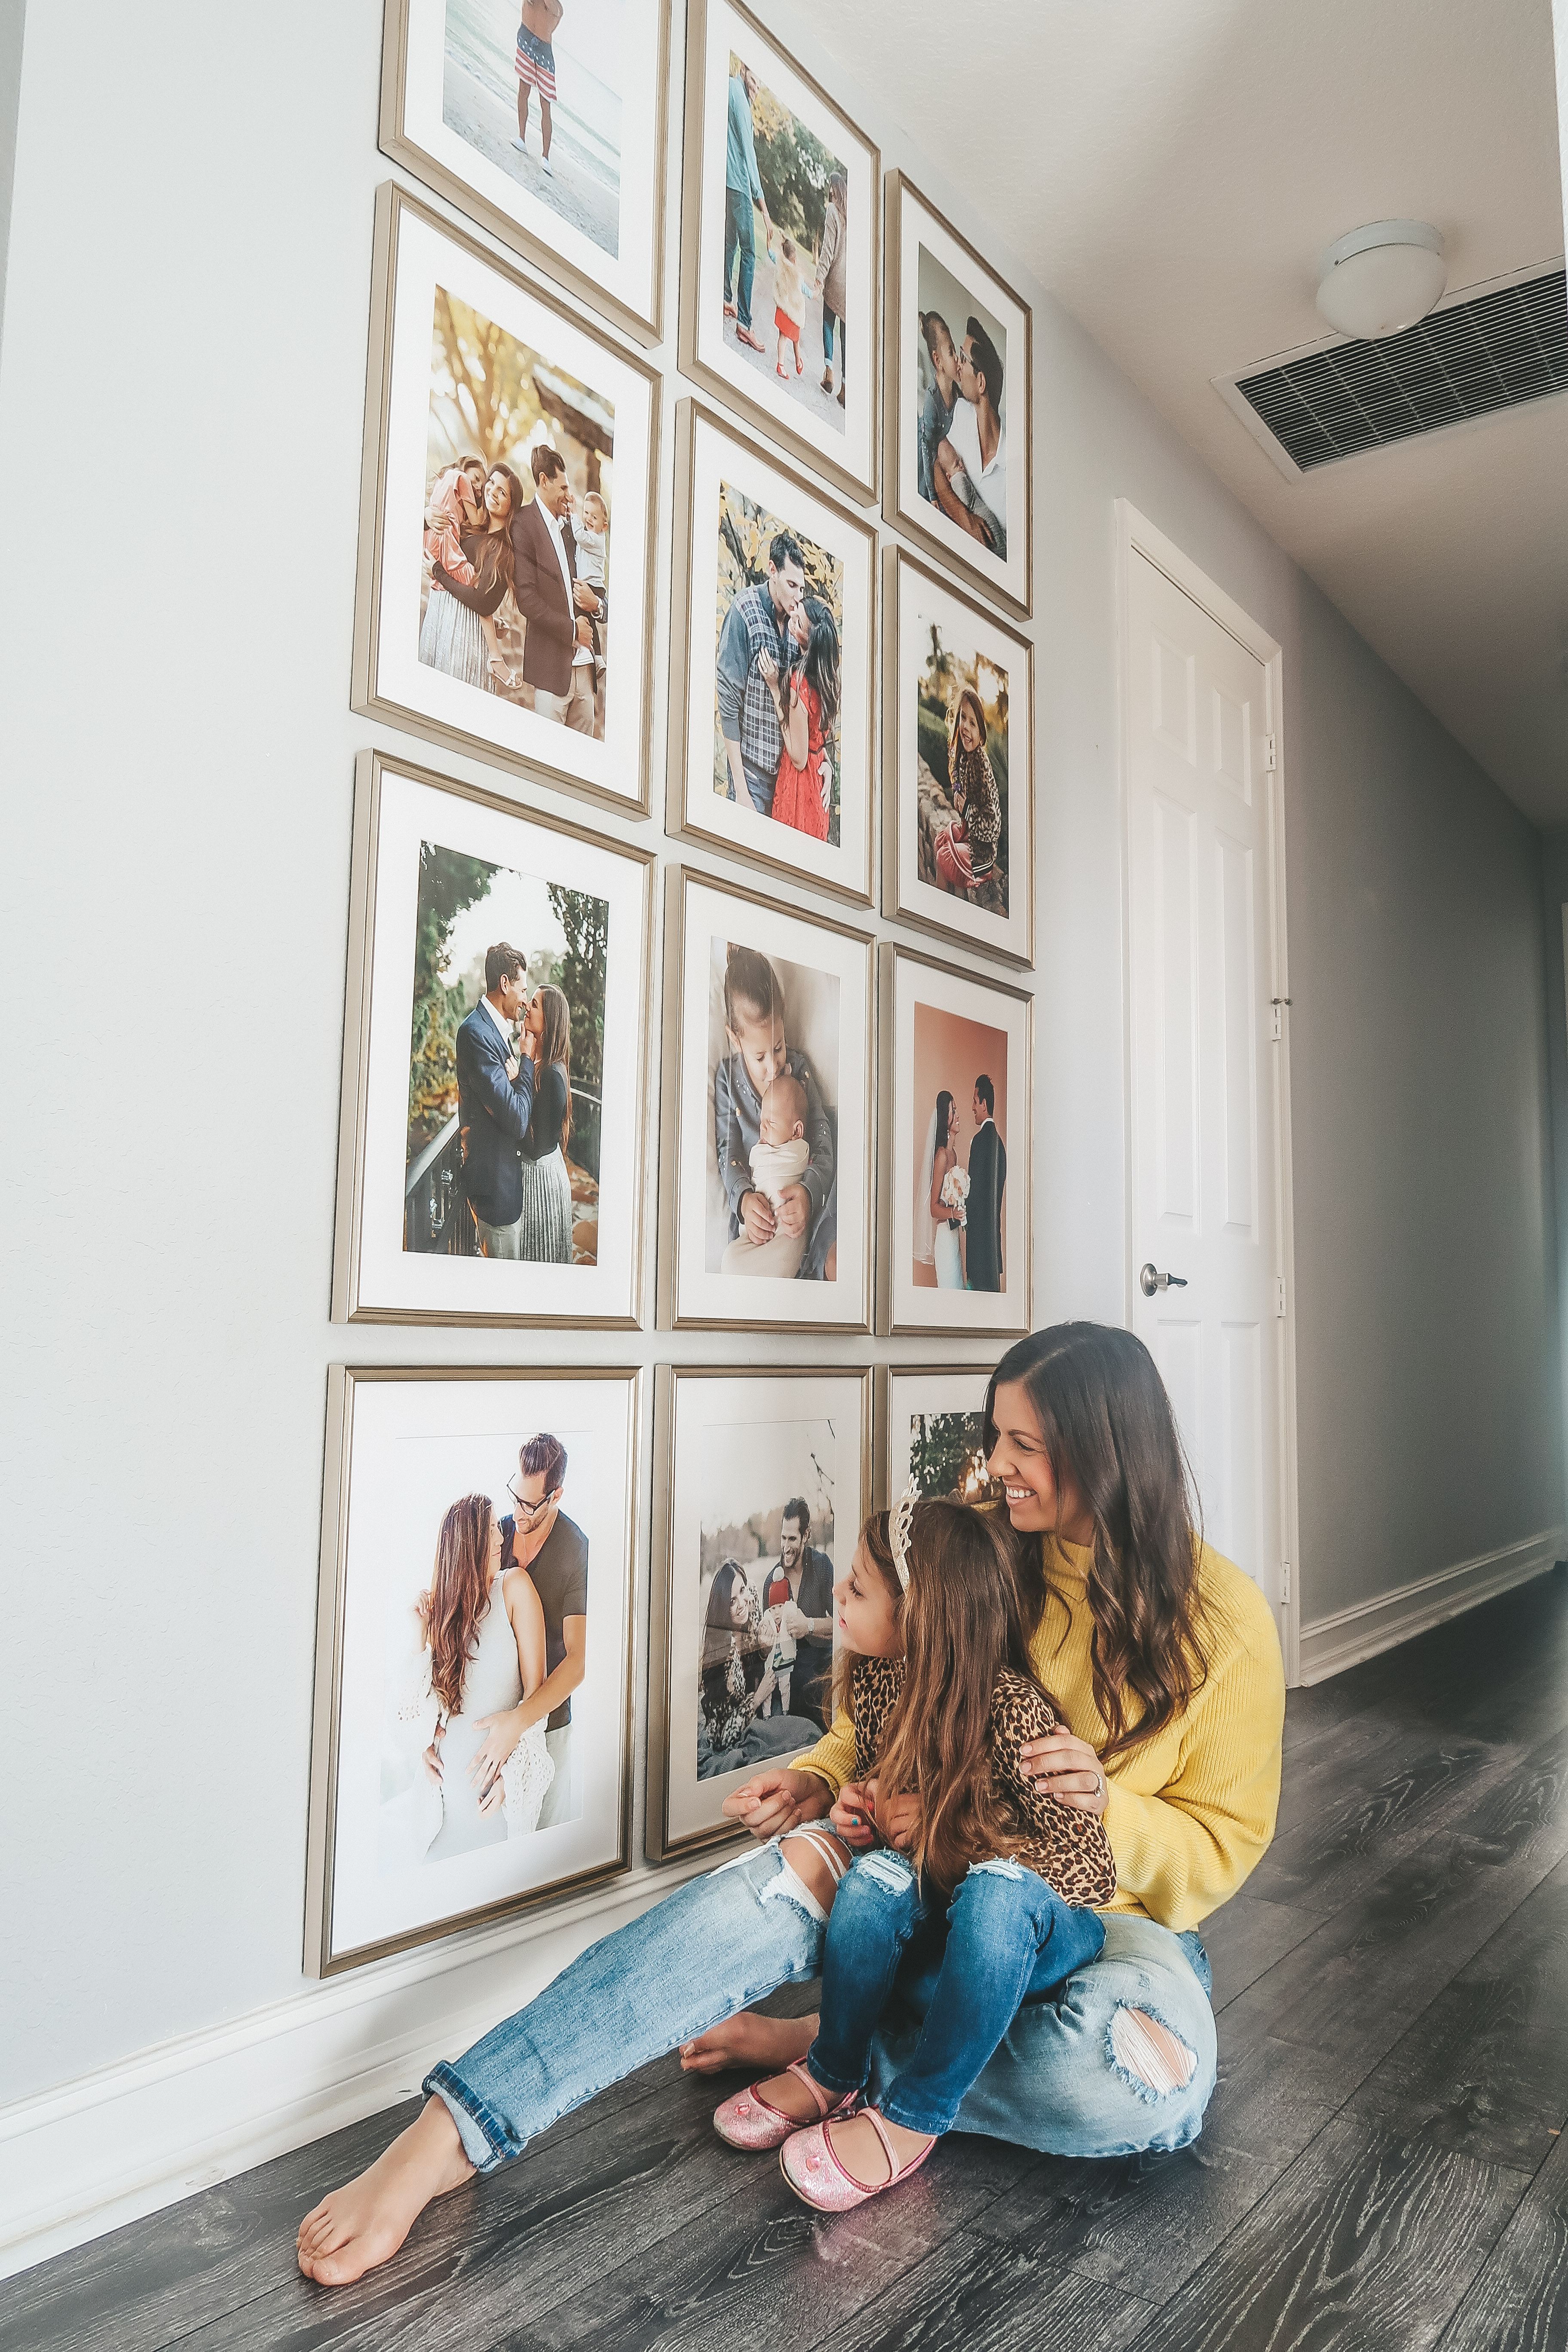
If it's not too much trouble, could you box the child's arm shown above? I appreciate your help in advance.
[423,522,476,588]
[992,1681,1118,1906]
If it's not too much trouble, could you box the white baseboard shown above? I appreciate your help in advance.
[0,1848,717,2283]
[1298,1526,1565,1686]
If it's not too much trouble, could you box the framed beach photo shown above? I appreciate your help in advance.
[667,401,876,906]
[679,0,880,507]
[331,749,652,1327]
[879,1363,996,1510]
[659,867,874,1332]
[884,170,1033,620]
[647,1363,871,1861]
[879,942,1032,1338]
[353,184,660,817]
[884,547,1034,967]
[304,1364,639,1975]
[380,0,672,344]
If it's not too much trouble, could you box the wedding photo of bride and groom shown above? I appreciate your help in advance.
[912,1004,1008,1293]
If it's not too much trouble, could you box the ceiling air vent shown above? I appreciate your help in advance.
[1222,266,1567,474]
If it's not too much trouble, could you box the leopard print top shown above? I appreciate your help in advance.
[849,1657,1118,1907]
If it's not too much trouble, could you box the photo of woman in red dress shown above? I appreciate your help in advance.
[760,597,841,843]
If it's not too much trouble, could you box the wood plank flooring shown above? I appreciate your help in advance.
[7,1568,1568,2352]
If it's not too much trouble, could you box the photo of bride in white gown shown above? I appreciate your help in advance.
[380,1491,555,1871]
[915,1087,966,1289]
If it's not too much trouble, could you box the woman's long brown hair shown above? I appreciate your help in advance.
[984,1323,1207,1759]
[419,1492,494,1718]
[533,982,572,1148]
[852,1500,1057,1891]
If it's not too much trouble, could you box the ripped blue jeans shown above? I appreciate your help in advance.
[808,1849,1107,2135]
[425,1833,1216,2172]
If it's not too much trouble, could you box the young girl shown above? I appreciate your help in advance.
[713,1496,1116,2208]
[714,943,836,1282]
[932,686,1002,897]
[761,597,840,843]
[773,235,806,377]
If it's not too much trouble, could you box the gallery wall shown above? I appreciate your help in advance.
[0,0,1560,2263]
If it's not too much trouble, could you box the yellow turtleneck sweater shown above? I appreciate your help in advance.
[790,1535,1285,1932]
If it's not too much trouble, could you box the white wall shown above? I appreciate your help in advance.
[1,0,1559,2264]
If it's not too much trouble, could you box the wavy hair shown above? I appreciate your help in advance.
[532,982,573,1148]
[418,1492,495,1718]
[984,1323,1207,1758]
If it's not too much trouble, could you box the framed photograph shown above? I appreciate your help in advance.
[879,941,1032,1337]
[332,749,652,1327]
[648,1363,871,1860]
[660,868,875,1332]
[883,547,1034,966]
[879,1363,995,1510]
[305,1364,639,1975]
[667,401,876,906]
[678,0,880,507]
[353,184,660,818]
[379,0,672,345]
[884,169,1033,620]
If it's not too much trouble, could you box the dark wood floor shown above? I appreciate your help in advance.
[9,1570,1568,2352]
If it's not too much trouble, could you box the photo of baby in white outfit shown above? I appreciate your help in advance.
[720,1072,811,1278]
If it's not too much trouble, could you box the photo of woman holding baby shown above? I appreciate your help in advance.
[419,460,524,692]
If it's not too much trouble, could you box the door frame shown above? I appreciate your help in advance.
[1114,500,1302,1685]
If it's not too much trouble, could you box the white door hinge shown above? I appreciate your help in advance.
[1271,1002,1283,1042]
[1281,1561,1292,1605]
[1275,1275,1287,1319]
[1263,732,1277,772]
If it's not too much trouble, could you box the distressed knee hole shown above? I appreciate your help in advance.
[971,1857,1028,1880]
[857,1849,916,1894]
[775,1831,850,1918]
[1109,2005,1197,2099]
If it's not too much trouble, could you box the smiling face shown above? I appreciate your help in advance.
[833,1538,901,1657]
[986,1378,1094,1543]
[483,469,514,523]
[958,699,983,754]
[728,1577,752,1629]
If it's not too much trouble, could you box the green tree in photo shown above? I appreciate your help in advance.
[730,52,842,251]
[910,1411,988,1501]
[548,882,609,1179]
[408,843,498,1153]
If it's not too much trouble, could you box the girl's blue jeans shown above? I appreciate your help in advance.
[425,1833,1217,2174]
[805,1848,1108,2135]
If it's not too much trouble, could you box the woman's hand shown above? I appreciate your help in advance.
[1018,1730,1109,1816]
[505,1055,521,1081]
[466,1709,523,1792]
[420,1736,444,1788]
[722,1767,832,1840]
[476,1770,506,1820]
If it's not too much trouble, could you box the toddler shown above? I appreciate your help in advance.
[423,459,486,587]
[773,236,806,379]
[721,1072,810,1280]
[574,490,609,686]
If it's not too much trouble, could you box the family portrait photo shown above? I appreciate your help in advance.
[648,1364,870,1859]
[669,405,875,905]
[306,1366,637,1973]
[885,172,1032,616]
[356,193,656,811]
[885,548,1034,965]
[404,839,608,1268]
[882,1365,993,1509]
[333,752,650,1329]
[381,0,669,340]
[879,943,1031,1336]
[664,871,873,1332]
[681,0,879,504]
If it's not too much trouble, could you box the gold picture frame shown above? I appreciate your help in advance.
[876,1361,998,1509]
[666,398,878,908]
[352,183,662,820]
[304,1363,641,1977]
[678,0,881,508]
[646,1361,872,1862]
[882,168,1034,622]
[379,0,673,348]
[331,747,655,1328]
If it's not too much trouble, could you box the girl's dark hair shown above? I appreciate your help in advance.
[798,597,841,740]
[705,1560,749,1630]
[935,1088,954,1152]
[953,686,988,767]
[984,1323,1207,1759]
[419,1493,494,1718]
[848,1501,1057,1890]
[723,942,784,1035]
[533,982,572,1148]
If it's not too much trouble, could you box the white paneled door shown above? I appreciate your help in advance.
[1125,541,1292,1648]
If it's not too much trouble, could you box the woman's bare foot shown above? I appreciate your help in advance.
[296,2097,475,2285]
[680,2009,816,2076]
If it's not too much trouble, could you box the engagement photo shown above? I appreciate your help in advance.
[707,937,840,1284]
[420,283,613,741]
[911,1003,1008,1295]
[914,241,1009,564]
[697,1418,840,1779]
[720,51,848,434]
[441,0,624,259]
[378,1428,589,1872]
[713,482,843,843]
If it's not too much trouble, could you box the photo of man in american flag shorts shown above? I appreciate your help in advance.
[512,0,563,176]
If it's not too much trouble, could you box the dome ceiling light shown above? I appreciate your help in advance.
[1315,220,1448,340]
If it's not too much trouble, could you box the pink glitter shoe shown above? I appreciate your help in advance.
[712,2058,859,2152]
[780,2106,936,2211]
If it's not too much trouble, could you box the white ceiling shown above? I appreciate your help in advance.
[799,0,1568,825]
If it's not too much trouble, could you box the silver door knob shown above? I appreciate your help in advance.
[1139,1263,1188,1297]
